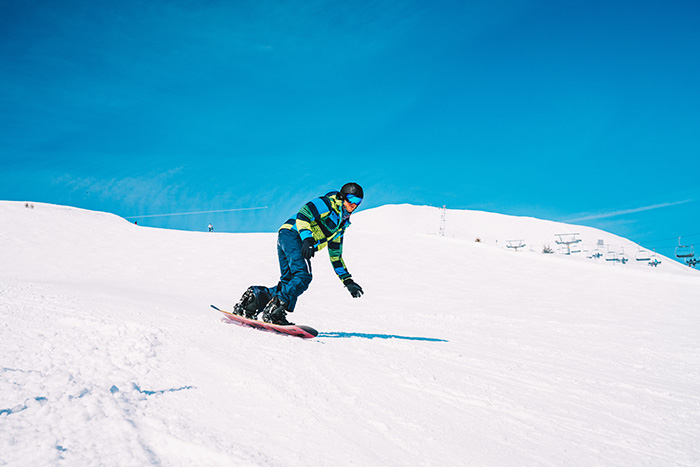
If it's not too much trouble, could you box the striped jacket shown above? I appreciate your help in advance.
[280,191,352,282]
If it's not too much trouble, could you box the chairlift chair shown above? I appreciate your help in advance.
[590,240,604,259]
[675,237,694,259]
[619,247,629,264]
[635,247,651,262]
[647,249,661,267]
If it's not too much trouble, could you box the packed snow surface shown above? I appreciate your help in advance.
[1,201,699,466]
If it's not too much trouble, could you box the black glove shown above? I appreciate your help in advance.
[301,237,315,260]
[344,279,363,298]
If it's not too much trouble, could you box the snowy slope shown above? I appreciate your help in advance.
[1,201,699,466]
[353,204,683,271]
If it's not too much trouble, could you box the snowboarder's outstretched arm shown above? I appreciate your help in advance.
[328,233,350,281]
[329,235,363,298]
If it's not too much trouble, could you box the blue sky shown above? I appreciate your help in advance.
[2,0,699,263]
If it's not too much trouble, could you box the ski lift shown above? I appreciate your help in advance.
[581,244,590,257]
[506,240,526,251]
[555,233,582,255]
[635,247,651,262]
[589,239,604,259]
[507,240,526,252]
[619,247,629,264]
[675,237,695,259]
[605,247,619,262]
[647,249,661,267]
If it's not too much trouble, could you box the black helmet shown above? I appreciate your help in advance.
[340,182,364,200]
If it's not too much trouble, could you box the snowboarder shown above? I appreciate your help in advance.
[233,182,365,325]
[208,223,213,232]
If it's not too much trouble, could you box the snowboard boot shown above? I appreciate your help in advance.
[261,296,294,326]
[233,287,260,319]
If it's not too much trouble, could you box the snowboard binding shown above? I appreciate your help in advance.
[261,296,294,326]
[233,286,271,320]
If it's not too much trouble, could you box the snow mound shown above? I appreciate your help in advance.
[1,200,699,466]
[352,204,686,273]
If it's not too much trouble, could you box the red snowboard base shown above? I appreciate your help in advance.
[212,305,318,339]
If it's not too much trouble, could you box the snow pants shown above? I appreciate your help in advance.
[269,228,312,312]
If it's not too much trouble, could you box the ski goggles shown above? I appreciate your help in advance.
[345,194,363,206]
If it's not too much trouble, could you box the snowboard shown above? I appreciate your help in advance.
[212,305,318,339]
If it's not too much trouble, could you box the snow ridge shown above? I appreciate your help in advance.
[1,201,699,466]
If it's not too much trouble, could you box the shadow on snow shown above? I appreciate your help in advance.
[318,332,447,342]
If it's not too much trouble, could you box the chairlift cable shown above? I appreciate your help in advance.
[125,206,268,219]
[639,231,700,244]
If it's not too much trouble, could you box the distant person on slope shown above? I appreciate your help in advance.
[232,182,365,325]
